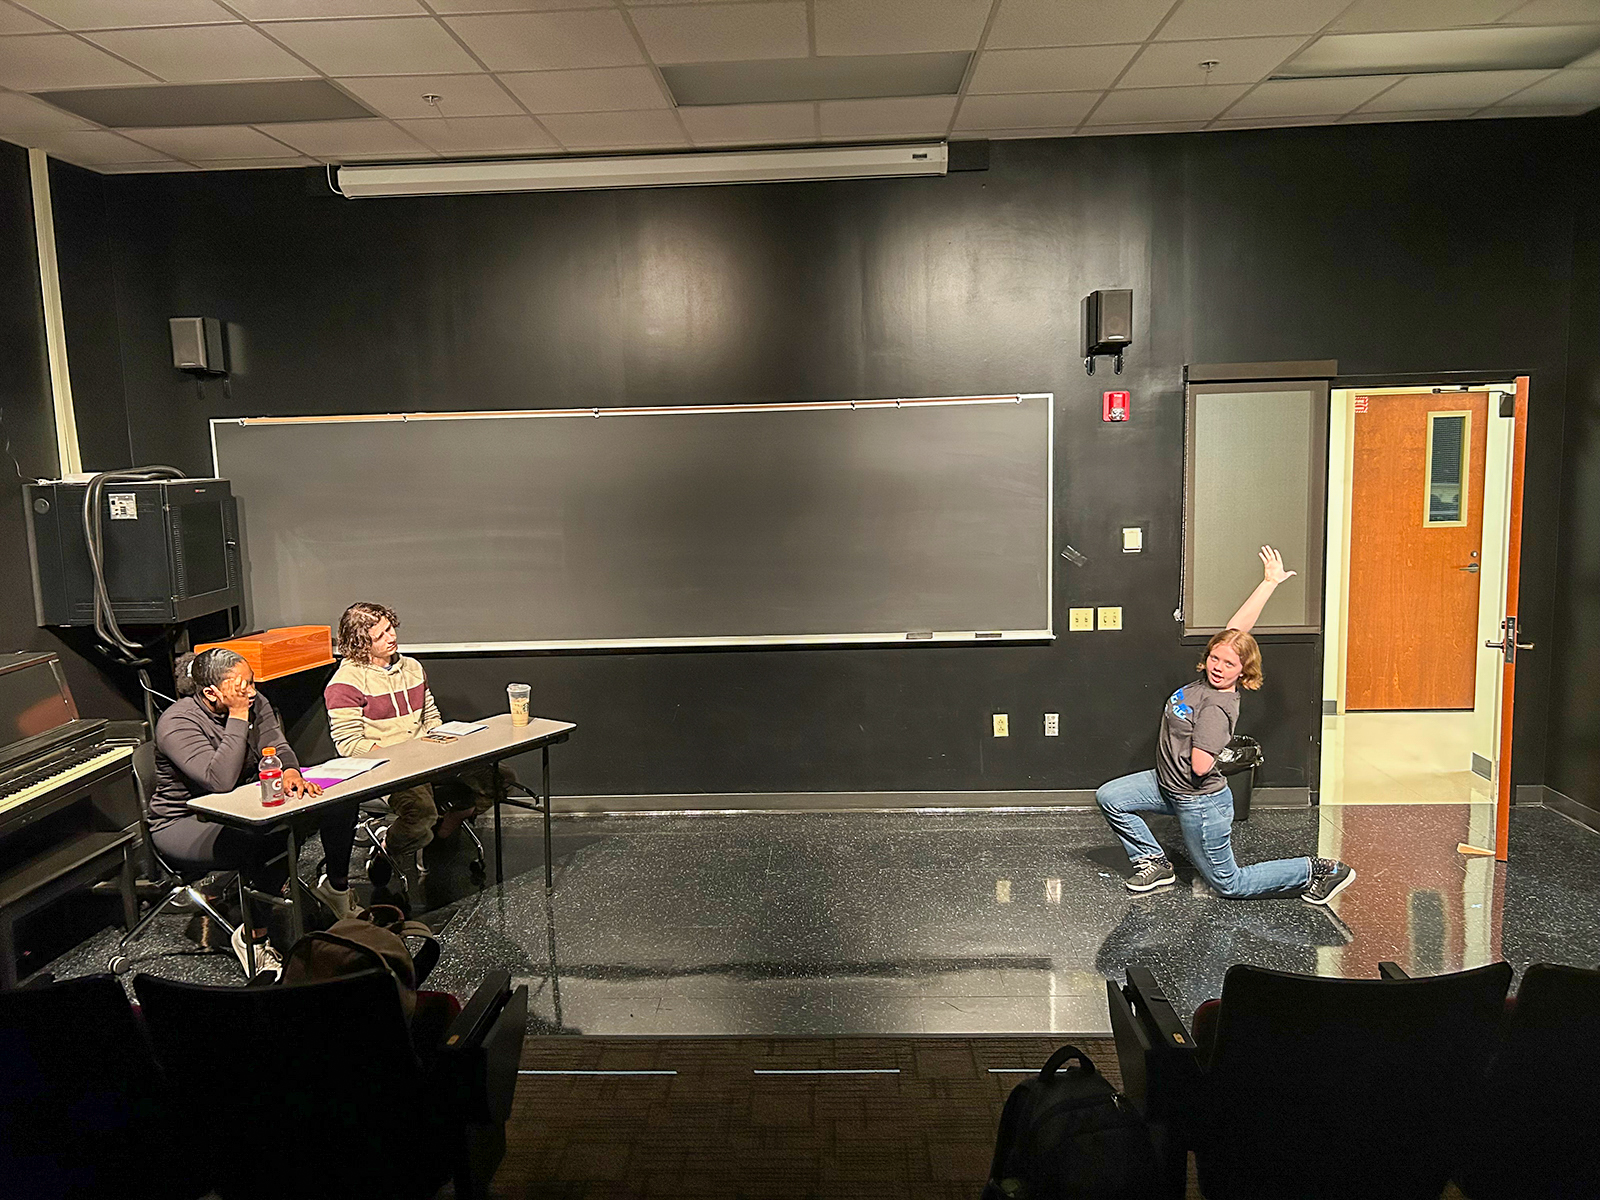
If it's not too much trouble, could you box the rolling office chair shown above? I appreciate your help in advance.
[109,742,297,978]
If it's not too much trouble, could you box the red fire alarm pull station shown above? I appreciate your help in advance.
[1103,391,1130,421]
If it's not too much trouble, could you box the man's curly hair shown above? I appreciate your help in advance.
[338,601,400,665]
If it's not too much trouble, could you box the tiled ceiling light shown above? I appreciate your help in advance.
[32,80,374,128]
[1275,26,1600,79]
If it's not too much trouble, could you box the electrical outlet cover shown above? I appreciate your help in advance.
[1097,606,1122,630]
[1044,712,1059,736]
[992,713,1009,737]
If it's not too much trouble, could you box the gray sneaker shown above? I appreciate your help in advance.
[1126,857,1177,893]
[1302,858,1356,906]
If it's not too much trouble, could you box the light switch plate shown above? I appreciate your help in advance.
[1069,607,1094,631]
[1097,606,1123,630]
[1122,526,1143,552]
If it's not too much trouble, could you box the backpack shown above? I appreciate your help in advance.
[982,1045,1158,1200]
[280,905,440,1021]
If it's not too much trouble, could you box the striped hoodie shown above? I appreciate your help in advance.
[324,654,442,756]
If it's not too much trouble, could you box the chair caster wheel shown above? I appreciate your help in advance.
[109,955,130,975]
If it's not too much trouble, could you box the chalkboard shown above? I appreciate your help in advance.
[212,394,1053,651]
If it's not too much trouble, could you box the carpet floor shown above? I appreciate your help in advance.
[487,1035,1473,1199]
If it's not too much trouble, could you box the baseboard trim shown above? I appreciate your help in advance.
[549,787,1311,814]
[1540,786,1600,836]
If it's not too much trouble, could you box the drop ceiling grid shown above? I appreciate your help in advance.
[0,0,1591,173]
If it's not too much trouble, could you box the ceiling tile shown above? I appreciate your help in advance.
[954,90,1097,129]
[266,117,434,157]
[229,1,426,15]
[1340,108,1478,122]
[96,159,198,172]
[1478,102,1590,116]
[962,124,1082,138]
[501,66,667,112]
[536,108,686,149]
[1158,0,1351,41]
[631,3,809,64]
[1211,114,1330,128]
[1086,83,1251,123]
[121,123,296,159]
[87,26,310,83]
[1358,68,1553,110]
[266,18,481,76]
[967,45,1139,94]
[1226,75,1403,117]
[0,35,153,90]
[337,73,520,119]
[14,0,236,28]
[0,89,97,133]
[1120,37,1307,88]
[679,100,815,145]
[429,0,611,10]
[817,95,955,136]
[0,7,53,34]
[814,0,990,56]
[33,128,172,162]
[202,156,319,168]
[447,10,644,71]
[396,114,557,152]
[1330,0,1524,33]
[1500,0,1600,22]
[1498,67,1600,104]
[1079,121,1211,135]
[987,0,1175,49]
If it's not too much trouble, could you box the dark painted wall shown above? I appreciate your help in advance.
[1549,113,1600,812]
[53,119,1580,797]
[0,142,138,722]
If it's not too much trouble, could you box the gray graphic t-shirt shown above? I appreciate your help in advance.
[1156,679,1239,796]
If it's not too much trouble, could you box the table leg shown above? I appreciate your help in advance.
[493,770,504,887]
[119,846,138,931]
[286,824,306,944]
[543,746,552,890]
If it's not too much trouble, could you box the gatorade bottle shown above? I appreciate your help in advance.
[259,747,285,807]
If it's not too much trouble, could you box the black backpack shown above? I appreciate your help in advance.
[982,1045,1159,1200]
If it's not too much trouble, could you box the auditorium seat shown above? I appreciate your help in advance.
[1108,960,1512,1199]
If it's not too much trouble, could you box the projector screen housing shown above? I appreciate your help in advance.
[335,143,948,198]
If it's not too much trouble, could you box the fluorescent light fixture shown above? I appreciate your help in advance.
[33,80,373,128]
[1276,26,1600,78]
[336,142,947,198]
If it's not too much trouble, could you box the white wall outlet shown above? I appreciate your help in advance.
[1122,526,1143,553]
[1069,607,1094,631]
[1097,606,1123,630]
[1044,712,1059,736]
[993,713,1009,737]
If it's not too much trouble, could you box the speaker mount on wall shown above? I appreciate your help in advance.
[1082,289,1132,375]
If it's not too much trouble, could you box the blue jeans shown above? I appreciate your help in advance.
[1095,770,1311,899]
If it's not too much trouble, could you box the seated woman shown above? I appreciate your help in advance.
[152,648,361,979]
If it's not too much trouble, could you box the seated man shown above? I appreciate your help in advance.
[324,602,505,866]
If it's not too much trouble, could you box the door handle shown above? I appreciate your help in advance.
[1487,618,1532,663]
[1459,563,1479,573]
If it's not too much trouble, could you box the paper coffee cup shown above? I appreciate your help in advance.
[507,683,531,726]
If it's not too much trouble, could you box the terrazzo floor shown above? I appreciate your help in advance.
[37,802,1600,1036]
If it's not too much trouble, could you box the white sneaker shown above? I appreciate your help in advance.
[310,874,361,921]
[230,924,282,981]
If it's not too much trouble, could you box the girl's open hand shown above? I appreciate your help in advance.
[1260,546,1297,585]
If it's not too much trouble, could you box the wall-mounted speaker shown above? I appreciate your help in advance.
[170,316,227,374]
[1082,289,1133,375]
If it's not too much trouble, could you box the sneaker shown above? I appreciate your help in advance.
[1302,858,1356,906]
[310,874,360,921]
[1126,857,1177,893]
[230,924,282,981]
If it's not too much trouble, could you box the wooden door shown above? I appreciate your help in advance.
[1347,391,1489,710]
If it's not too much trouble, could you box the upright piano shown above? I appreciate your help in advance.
[0,652,140,987]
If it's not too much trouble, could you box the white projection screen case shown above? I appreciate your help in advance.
[211,394,1054,652]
